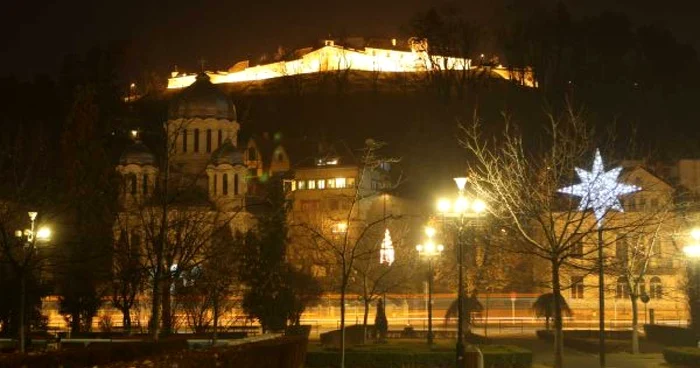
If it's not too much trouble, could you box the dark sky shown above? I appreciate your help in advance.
[2,0,697,80]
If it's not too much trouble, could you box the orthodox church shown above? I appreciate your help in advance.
[115,72,290,241]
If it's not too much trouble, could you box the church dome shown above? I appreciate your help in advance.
[211,139,244,166]
[120,141,156,166]
[169,73,236,121]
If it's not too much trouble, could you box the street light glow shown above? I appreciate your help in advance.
[437,198,451,213]
[425,226,436,238]
[472,198,487,213]
[684,244,700,259]
[36,227,52,241]
[454,196,469,213]
[691,228,700,241]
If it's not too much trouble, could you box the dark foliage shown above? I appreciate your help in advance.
[663,347,700,367]
[374,300,388,340]
[643,324,697,347]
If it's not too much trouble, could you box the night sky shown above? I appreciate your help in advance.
[2,0,697,80]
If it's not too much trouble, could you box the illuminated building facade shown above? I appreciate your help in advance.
[166,38,535,89]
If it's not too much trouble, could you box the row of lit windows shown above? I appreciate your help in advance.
[292,177,356,191]
[182,129,224,153]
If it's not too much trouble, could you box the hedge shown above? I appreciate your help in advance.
[305,345,532,368]
[0,339,187,368]
[644,325,697,347]
[663,347,700,367]
[0,336,308,368]
[535,331,628,353]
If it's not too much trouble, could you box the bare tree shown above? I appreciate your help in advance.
[460,107,660,368]
[292,139,399,368]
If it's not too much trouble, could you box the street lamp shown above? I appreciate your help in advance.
[416,226,444,345]
[436,177,486,367]
[685,228,700,344]
[14,211,52,353]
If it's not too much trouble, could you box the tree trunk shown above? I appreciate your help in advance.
[340,271,347,368]
[362,298,369,344]
[71,312,80,334]
[161,278,172,335]
[631,294,640,354]
[551,261,564,368]
[546,316,550,331]
[122,308,132,334]
[213,297,219,345]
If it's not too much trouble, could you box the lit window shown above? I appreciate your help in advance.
[317,179,325,189]
[327,178,335,188]
[298,180,306,190]
[347,177,356,188]
[283,180,296,192]
[308,180,316,190]
[335,178,346,188]
[332,222,348,233]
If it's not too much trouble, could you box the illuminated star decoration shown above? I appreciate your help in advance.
[379,228,395,265]
[558,149,641,227]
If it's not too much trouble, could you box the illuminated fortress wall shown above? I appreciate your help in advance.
[167,42,535,89]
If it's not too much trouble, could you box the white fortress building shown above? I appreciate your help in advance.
[167,37,535,89]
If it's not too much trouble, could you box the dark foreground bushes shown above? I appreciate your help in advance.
[0,336,308,368]
[306,345,532,368]
[536,330,629,353]
[644,324,697,347]
[0,339,187,368]
[663,347,700,367]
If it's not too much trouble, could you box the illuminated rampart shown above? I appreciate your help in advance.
[167,43,535,89]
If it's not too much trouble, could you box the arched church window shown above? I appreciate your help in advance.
[248,147,257,161]
[223,174,228,195]
[194,129,200,152]
[278,152,284,162]
[217,130,222,148]
[234,174,239,195]
[213,173,217,195]
[143,174,148,195]
[206,129,212,153]
[182,129,188,153]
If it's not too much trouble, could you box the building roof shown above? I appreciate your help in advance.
[119,140,156,166]
[168,73,237,120]
[210,138,244,166]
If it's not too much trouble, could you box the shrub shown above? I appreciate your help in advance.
[663,347,700,367]
[644,324,697,347]
[305,345,532,368]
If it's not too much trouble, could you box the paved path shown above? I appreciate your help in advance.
[491,336,668,368]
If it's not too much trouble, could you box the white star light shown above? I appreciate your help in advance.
[558,149,640,227]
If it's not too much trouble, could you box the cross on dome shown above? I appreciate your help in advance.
[558,149,641,227]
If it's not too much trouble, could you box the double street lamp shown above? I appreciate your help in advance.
[14,211,52,353]
[436,177,486,367]
[416,226,443,345]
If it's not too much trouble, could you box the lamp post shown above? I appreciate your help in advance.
[685,228,700,345]
[14,211,52,353]
[416,226,443,345]
[437,177,486,367]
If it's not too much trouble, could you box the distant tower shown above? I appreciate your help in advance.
[116,131,158,206]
